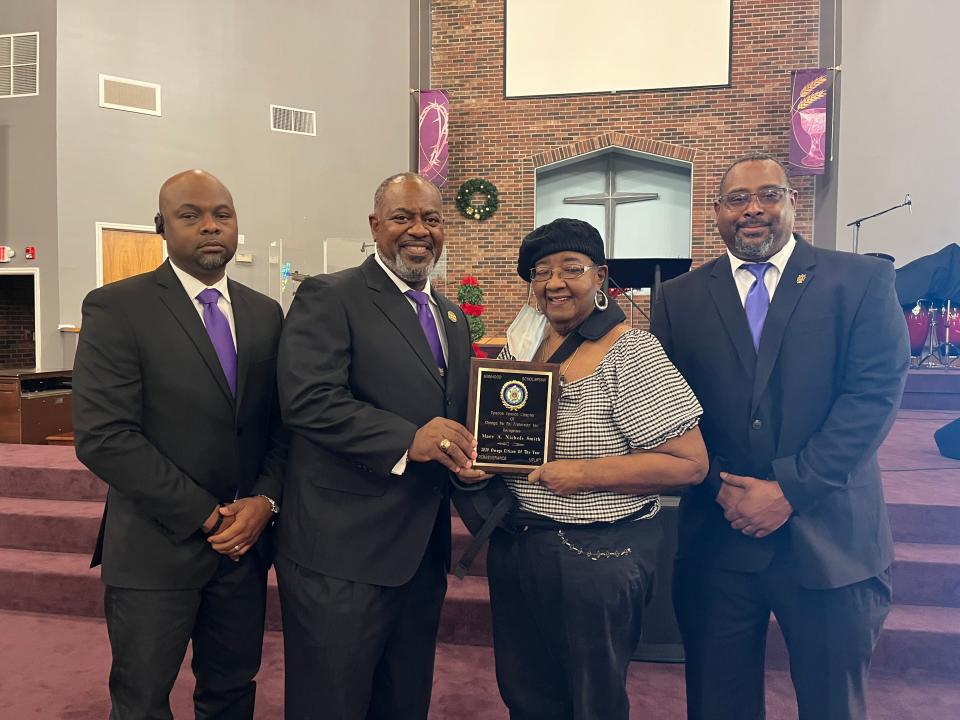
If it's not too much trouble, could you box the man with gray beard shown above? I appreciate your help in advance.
[275,173,485,719]
[650,153,909,720]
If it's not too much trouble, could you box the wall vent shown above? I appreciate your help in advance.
[99,74,161,116]
[0,32,39,98]
[271,104,316,136]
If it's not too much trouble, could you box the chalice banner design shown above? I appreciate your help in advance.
[418,89,449,187]
[789,68,832,176]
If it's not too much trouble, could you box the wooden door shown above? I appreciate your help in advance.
[102,229,164,285]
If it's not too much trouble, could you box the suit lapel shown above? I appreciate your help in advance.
[154,261,236,407]
[229,279,252,410]
[437,291,468,388]
[752,239,817,414]
[707,255,756,378]
[362,257,445,389]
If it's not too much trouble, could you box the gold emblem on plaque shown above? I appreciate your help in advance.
[500,380,529,411]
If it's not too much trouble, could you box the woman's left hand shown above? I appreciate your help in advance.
[528,460,590,496]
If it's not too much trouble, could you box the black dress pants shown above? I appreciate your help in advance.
[103,551,268,720]
[276,534,448,720]
[674,556,892,720]
[487,517,661,720]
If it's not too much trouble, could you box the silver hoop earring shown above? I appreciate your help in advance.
[594,289,609,311]
[536,303,544,314]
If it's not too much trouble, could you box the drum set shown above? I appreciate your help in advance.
[904,298,960,367]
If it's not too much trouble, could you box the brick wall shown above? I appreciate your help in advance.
[0,276,37,369]
[431,0,820,334]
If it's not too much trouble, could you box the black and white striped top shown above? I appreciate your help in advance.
[501,329,702,524]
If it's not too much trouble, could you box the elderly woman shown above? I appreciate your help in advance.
[488,218,707,720]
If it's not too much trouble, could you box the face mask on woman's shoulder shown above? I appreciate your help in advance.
[505,286,548,361]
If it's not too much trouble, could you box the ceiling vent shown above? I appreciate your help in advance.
[99,74,161,116]
[271,104,316,136]
[0,32,39,98]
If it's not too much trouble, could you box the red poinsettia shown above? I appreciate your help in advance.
[460,303,485,317]
[461,276,479,286]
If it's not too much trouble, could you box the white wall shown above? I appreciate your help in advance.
[836,0,960,264]
[55,0,415,326]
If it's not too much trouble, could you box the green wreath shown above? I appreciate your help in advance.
[456,178,499,221]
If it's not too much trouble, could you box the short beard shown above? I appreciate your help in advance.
[380,250,436,285]
[195,249,233,272]
[732,223,784,261]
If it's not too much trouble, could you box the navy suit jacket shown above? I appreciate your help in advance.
[651,238,910,589]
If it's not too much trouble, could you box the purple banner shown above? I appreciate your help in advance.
[418,89,449,187]
[789,69,832,176]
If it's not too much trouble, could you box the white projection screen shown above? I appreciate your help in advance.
[505,0,731,97]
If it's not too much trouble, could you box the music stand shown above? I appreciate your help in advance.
[605,258,692,322]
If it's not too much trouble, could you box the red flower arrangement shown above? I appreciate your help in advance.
[457,276,487,357]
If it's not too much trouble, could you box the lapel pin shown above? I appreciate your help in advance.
[796,273,807,285]
[447,310,458,322]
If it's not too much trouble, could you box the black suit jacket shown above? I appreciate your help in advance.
[73,260,286,590]
[651,238,910,589]
[276,255,472,587]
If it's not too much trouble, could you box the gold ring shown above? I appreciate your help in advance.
[439,438,452,453]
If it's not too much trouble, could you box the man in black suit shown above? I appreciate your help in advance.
[276,172,482,719]
[73,170,286,719]
[650,153,910,720]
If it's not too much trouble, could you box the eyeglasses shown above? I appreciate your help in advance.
[530,264,602,282]
[717,186,791,211]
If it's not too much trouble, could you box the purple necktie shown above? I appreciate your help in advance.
[742,263,772,352]
[405,289,446,372]
[197,288,237,396]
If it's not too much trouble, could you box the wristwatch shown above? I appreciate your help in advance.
[258,494,280,515]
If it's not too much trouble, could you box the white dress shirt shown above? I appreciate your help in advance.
[726,234,798,307]
[169,261,237,350]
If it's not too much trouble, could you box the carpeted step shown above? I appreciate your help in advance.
[894,542,960,608]
[2,547,957,679]
[764,604,960,680]
[901,370,960,411]
[0,445,104,501]
[0,547,103,618]
[884,470,960,544]
[0,496,102,554]
[438,575,492,646]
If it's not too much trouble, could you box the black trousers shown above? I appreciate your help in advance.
[276,534,447,720]
[487,517,661,720]
[103,551,268,720]
[674,557,892,720]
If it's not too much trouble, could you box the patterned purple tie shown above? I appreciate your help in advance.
[196,288,237,396]
[405,289,446,371]
[742,262,772,352]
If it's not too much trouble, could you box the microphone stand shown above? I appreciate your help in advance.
[607,276,650,324]
[847,195,912,254]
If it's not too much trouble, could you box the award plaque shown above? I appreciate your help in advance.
[466,357,560,474]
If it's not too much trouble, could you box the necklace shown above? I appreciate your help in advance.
[558,344,583,384]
